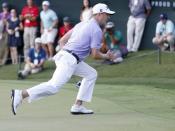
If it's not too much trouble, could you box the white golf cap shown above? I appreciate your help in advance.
[42,1,50,6]
[106,21,115,28]
[35,38,42,44]
[92,3,115,15]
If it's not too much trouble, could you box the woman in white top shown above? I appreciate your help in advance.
[80,0,92,21]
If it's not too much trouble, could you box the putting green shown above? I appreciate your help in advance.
[0,80,175,131]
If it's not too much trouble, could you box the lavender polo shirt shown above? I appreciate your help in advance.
[63,18,102,61]
[129,0,151,18]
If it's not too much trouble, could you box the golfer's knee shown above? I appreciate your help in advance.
[47,81,60,94]
[88,69,98,80]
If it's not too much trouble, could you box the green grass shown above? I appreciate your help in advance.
[0,80,175,131]
[0,50,175,131]
[1,50,175,85]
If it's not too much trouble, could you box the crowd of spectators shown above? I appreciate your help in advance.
[0,0,63,66]
[0,0,175,77]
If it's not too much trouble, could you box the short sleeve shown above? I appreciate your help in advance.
[21,7,25,17]
[40,11,42,20]
[28,49,33,58]
[90,30,102,49]
[17,19,20,25]
[33,6,39,17]
[51,11,58,21]
[156,22,161,35]
[167,21,174,34]
[42,49,46,59]
[129,0,132,8]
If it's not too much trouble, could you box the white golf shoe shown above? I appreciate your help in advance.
[70,105,94,115]
[11,90,22,115]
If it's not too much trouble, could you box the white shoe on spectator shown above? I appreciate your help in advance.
[11,90,22,115]
[131,49,137,52]
[113,57,123,63]
[70,104,93,115]
[164,43,169,48]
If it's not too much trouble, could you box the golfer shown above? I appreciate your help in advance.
[11,3,115,115]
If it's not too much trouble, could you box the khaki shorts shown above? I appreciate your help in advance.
[41,29,57,44]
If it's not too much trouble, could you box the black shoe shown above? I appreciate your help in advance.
[18,72,25,79]
[75,81,81,88]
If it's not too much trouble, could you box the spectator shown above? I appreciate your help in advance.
[0,2,11,65]
[152,13,175,52]
[56,16,73,52]
[18,37,46,79]
[40,1,58,60]
[7,9,23,64]
[101,22,127,64]
[59,16,73,38]
[20,0,39,60]
[127,0,151,52]
[80,0,92,21]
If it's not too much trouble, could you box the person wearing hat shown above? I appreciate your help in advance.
[20,0,39,61]
[40,0,59,61]
[101,21,128,64]
[7,9,23,65]
[56,16,73,52]
[127,0,151,52]
[11,3,115,115]
[59,16,73,38]
[152,13,175,52]
[18,37,46,79]
[0,2,11,65]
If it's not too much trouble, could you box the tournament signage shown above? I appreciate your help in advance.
[151,0,175,8]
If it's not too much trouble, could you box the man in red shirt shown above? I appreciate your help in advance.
[59,16,73,38]
[56,16,73,52]
[20,0,39,60]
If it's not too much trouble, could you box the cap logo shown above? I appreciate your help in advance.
[100,9,103,12]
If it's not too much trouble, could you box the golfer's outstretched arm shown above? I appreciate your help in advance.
[59,29,73,48]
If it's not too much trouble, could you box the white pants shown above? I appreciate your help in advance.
[127,16,146,52]
[27,50,97,103]
[152,35,175,51]
[41,29,57,44]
